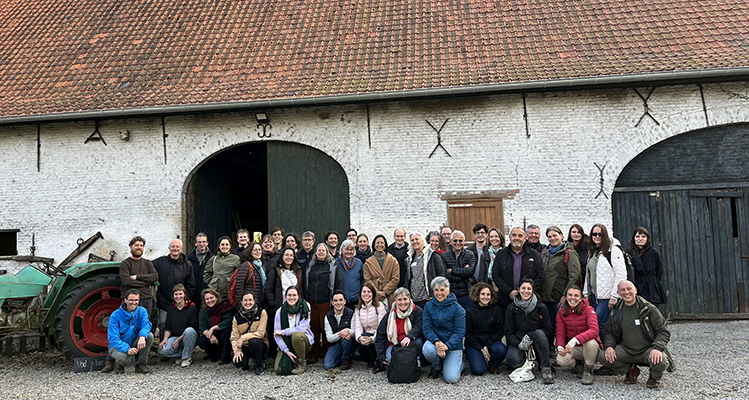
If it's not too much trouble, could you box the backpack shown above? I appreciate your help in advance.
[227,265,251,307]
[387,344,421,383]
[604,244,635,282]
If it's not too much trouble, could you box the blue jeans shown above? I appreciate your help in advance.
[422,340,464,384]
[323,337,354,370]
[466,341,507,375]
[589,293,611,340]
[157,327,198,359]
[385,337,423,364]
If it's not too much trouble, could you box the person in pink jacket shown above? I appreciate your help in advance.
[354,281,387,372]
[556,285,602,385]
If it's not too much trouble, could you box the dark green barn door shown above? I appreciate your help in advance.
[266,142,350,244]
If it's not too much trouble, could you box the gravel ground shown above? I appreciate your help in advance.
[1,320,747,400]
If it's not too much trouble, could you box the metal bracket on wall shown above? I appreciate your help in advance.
[36,124,41,172]
[84,121,107,145]
[633,88,660,127]
[595,162,608,199]
[699,84,710,127]
[427,119,452,158]
[522,93,530,139]
[161,116,168,165]
[257,123,272,138]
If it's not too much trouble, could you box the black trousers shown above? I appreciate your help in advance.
[197,328,232,362]
[232,338,268,369]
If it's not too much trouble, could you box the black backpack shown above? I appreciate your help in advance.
[387,344,421,383]
[604,244,635,282]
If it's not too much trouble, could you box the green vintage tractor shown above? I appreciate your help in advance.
[0,232,124,358]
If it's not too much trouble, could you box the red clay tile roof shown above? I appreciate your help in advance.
[1,0,748,118]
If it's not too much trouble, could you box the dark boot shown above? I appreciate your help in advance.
[100,361,115,374]
[624,364,640,384]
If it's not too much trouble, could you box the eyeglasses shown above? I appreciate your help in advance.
[591,233,602,237]
[125,299,140,303]
[452,239,464,243]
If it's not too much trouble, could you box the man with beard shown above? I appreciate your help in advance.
[153,239,196,339]
[188,232,212,306]
[491,227,545,314]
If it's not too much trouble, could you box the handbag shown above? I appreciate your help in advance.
[509,347,537,383]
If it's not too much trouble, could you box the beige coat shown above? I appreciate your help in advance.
[362,253,400,306]
[230,309,269,352]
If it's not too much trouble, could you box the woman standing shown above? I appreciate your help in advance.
[354,281,387,371]
[231,292,268,375]
[305,243,343,363]
[555,286,601,385]
[336,240,365,308]
[362,235,400,307]
[261,234,278,264]
[539,226,580,339]
[567,224,590,286]
[465,282,507,375]
[505,278,554,384]
[265,247,303,356]
[628,227,668,306]
[422,277,466,384]
[426,231,446,255]
[197,289,235,364]
[203,236,240,298]
[477,228,505,287]
[236,242,267,307]
[584,224,627,340]
[284,233,301,251]
[355,234,373,264]
[273,286,314,375]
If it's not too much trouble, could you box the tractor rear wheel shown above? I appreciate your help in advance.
[53,274,121,359]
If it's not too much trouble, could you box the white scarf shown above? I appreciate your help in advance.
[386,301,414,345]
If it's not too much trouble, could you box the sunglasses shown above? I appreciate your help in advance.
[452,239,464,243]
[591,232,602,237]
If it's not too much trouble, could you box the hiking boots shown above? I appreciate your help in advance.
[572,360,584,379]
[646,371,661,388]
[291,359,307,375]
[542,367,554,384]
[340,359,352,370]
[581,365,594,385]
[428,368,441,379]
[100,361,115,374]
[134,363,152,374]
[114,362,126,374]
[255,363,265,375]
[624,364,640,384]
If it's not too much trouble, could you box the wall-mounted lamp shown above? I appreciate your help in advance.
[255,113,269,124]
[256,112,272,138]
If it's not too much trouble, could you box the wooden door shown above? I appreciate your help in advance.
[447,199,504,243]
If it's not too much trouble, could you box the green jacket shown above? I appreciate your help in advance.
[539,242,580,303]
[605,295,675,372]
[203,251,240,298]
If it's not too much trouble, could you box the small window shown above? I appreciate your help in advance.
[0,230,19,256]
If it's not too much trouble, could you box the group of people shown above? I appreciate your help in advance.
[103,223,673,388]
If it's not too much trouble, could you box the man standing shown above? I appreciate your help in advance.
[492,227,545,313]
[525,224,545,254]
[325,231,340,258]
[598,280,673,388]
[323,291,355,370]
[157,284,199,367]
[440,230,476,310]
[153,239,196,338]
[466,223,488,284]
[120,236,158,320]
[271,227,285,251]
[345,228,358,243]
[387,228,410,288]
[107,289,154,374]
[188,233,213,306]
[440,226,453,247]
[297,231,316,270]
[234,229,250,257]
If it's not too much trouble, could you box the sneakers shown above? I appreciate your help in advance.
[542,367,554,384]
[181,358,192,368]
[100,361,115,374]
[291,359,307,375]
[581,366,594,385]
[624,364,640,384]
[134,363,152,374]
[428,368,441,379]
[340,359,352,371]
[646,371,661,388]
[255,363,265,375]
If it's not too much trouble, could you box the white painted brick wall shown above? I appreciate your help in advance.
[1,83,747,274]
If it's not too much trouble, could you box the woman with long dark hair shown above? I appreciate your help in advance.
[354,281,387,371]
[231,292,268,375]
[628,227,667,306]
[236,242,267,307]
[197,288,235,364]
[567,224,590,286]
[305,243,342,364]
[584,224,626,340]
[355,233,373,264]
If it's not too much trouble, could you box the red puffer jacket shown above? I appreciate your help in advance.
[555,298,602,348]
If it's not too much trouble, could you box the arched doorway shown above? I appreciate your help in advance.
[612,124,749,318]
[184,141,350,250]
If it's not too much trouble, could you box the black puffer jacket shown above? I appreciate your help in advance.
[153,254,196,310]
[465,303,504,350]
[440,249,476,298]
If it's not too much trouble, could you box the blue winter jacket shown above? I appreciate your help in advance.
[422,292,466,351]
[335,257,364,304]
[107,304,152,353]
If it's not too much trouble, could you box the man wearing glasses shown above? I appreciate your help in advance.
[297,231,316,270]
[107,289,154,374]
[440,230,476,310]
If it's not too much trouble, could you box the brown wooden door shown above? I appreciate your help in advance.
[447,199,504,244]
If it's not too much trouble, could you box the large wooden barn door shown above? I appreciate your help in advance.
[266,142,350,243]
[613,123,749,319]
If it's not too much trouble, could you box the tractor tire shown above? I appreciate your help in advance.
[53,274,121,359]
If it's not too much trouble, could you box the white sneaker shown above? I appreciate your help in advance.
[181,358,192,367]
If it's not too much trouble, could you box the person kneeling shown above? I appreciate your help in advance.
[231,292,269,375]
[421,277,465,384]
[108,289,154,374]
[274,286,314,375]
[323,291,355,370]
[465,283,507,376]
[157,284,199,367]
[556,286,601,385]
[375,287,424,371]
